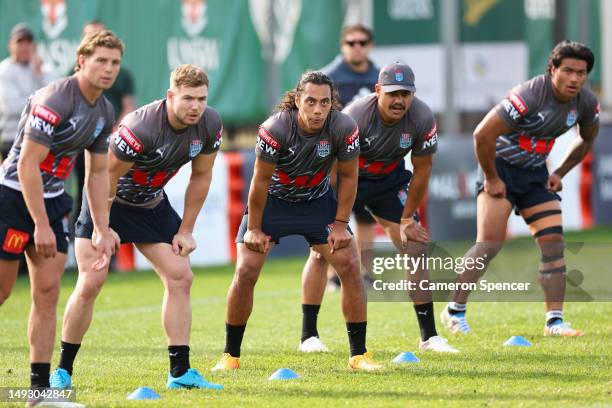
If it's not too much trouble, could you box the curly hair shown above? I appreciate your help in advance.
[546,41,594,76]
[275,71,342,112]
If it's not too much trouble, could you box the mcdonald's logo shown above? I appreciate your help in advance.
[2,228,30,254]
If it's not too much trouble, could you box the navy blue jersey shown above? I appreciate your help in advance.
[322,55,379,108]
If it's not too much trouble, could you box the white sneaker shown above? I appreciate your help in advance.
[543,321,584,337]
[440,305,471,334]
[298,336,330,352]
[419,335,459,353]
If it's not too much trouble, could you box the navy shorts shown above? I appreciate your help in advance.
[0,185,72,259]
[236,189,350,246]
[476,157,561,211]
[75,193,181,244]
[354,166,413,224]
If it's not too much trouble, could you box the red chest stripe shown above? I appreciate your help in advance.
[276,169,326,188]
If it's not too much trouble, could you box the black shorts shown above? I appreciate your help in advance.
[0,185,72,259]
[236,189,350,246]
[476,157,561,211]
[75,193,181,244]
[354,166,413,224]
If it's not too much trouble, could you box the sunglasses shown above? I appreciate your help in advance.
[344,39,370,47]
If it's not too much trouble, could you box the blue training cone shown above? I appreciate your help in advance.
[392,352,421,363]
[127,387,161,400]
[504,336,532,347]
[268,368,300,380]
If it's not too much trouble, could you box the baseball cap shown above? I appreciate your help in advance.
[378,62,416,93]
[10,23,34,41]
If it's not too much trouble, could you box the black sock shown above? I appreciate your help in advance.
[31,363,50,388]
[301,304,321,342]
[346,321,367,357]
[414,302,438,341]
[224,323,246,357]
[168,345,190,378]
[58,341,81,376]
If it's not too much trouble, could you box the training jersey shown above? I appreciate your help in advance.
[111,100,222,206]
[0,76,114,198]
[344,93,438,180]
[256,109,359,202]
[322,55,379,108]
[495,75,599,169]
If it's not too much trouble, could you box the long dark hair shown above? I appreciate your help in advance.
[546,41,594,76]
[275,71,342,112]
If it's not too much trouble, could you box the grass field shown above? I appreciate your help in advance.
[1,228,611,407]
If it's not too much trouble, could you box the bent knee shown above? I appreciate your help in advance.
[334,256,360,278]
[234,263,261,287]
[164,268,194,289]
[32,283,61,306]
[77,277,106,300]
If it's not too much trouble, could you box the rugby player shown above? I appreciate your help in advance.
[0,30,122,391]
[440,41,599,337]
[321,24,379,292]
[299,62,459,353]
[50,64,223,390]
[211,71,383,371]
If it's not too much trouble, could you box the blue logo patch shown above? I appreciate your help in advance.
[566,109,578,127]
[395,69,404,82]
[399,133,412,149]
[94,117,105,137]
[317,140,331,158]
[189,139,203,157]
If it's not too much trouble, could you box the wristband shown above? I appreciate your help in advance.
[334,218,349,224]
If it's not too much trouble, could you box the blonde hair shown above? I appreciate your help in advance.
[75,30,124,71]
[170,64,209,89]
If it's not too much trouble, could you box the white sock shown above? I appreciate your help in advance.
[545,310,563,325]
[448,302,466,313]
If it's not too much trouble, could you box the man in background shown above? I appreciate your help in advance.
[322,24,379,108]
[0,23,54,161]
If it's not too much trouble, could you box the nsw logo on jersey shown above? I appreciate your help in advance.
[399,132,412,149]
[256,127,280,156]
[317,140,331,158]
[114,126,143,158]
[566,109,578,127]
[94,117,105,137]
[190,139,203,157]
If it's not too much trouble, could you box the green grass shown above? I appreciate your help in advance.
[1,228,611,407]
